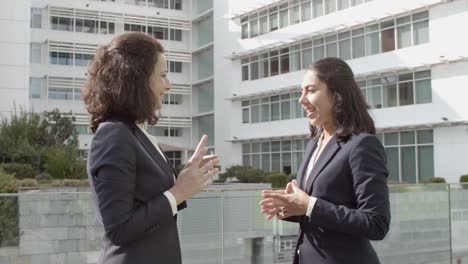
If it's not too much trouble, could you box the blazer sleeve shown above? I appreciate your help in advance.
[89,123,174,246]
[306,134,391,240]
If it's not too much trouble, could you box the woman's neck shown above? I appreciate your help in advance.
[321,122,336,140]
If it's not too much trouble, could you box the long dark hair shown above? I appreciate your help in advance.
[308,57,375,140]
[82,32,165,132]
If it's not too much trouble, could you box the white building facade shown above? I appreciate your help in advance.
[1,0,468,183]
[213,0,468,183]
[0,0,215,167]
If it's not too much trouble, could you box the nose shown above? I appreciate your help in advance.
[299,91,307,105]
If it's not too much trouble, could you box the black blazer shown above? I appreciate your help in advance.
[87,117,187,264]
[290,133,390,264]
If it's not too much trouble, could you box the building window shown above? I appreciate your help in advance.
[74,53,93,67]
[99,21,115,34]
[165,151,182,168]
[50,52,73,65]
[170,29,182,41]
[163,94,182,105]
[75,124,90,135]
[377,129,434,183]
[240,11,429,81]
[169,61,182,73]
[31,8,42,28]
[241,92,304,124]
[148,127,182,137]
[50,16,73,31]
[30,78,42,99]
[358,69,431,109]
[242,138,309,174]
[30,43,41,64]
[239,0,372,39]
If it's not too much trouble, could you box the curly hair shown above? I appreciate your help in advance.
[82,32,165,132]
[307,57,375,140]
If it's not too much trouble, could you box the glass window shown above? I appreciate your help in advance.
[417,129,433,144]
[367,85,382,109]
[271,100,280,121]
[313,38,325,62]
[366,25,380,55]
[260,103,270,122]
[302,47,312,69]
[352,29,365,58]
[29,78,41,98]
[31,8,42,28]
[291,5,300,25]
[325,35,338,57]
[418,146,434,181]
[30,43,41,64]
[259,16,268,35]
[242,108,249,123]
[250,19,259,37]
[269,11,278,31]
[281,100,291,119]
[382,83,397,107]
[242,65,249,81]
[259,59,269,78]
[324,0,336,14]
[280,53,290,74]
[270,55,279,76]
[301,1,311,21]
[400,131,415,145]
[386,147,399,182]
[250,61,259,80]
[397,24,412,49]
[290,49,301,72]
[398,81,414,106]
[312,0,324,17]
[242,144,250,154]
[280,8,289,28]
[251,105,260,123]
[338,33,351,60]
[241,23,249,39]
[415,78,431,104]
[384,132,399,146]
[413,20,429,45]
[271,153,281,172]
[401,146,416,183]
[338,0,349,10]
[380,20,395,52]
[271,141,281,152]
[262,153,271,171]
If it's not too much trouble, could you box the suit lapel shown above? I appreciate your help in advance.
[296,139,317,190]
[134,127,174,182]
[305,136,341,194]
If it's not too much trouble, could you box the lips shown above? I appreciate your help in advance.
[304,108,317,118]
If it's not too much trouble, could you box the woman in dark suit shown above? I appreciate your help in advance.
[82,32,219,264]
[260,57,390,264]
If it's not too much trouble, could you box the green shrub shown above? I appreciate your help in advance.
[70,159,87,179]
[287,173,297,183]
[44,146,75,179]
[460,174,468,189]
[63,179,89,187]
[219,165,266,183]
[35,172,53,184]
[1,163,36,179]
[0,168,17,193]
[16,178,38,188]
[266,172,288,188]
[420,177,446,184]
[0,168,19,246]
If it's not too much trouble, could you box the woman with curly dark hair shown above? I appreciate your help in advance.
[260,57,390,264]
[82,32,219,264]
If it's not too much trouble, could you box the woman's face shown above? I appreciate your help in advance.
[299,70,335,128]
[150,53,171,111]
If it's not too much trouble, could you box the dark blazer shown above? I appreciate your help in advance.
[87,117,187,264]
[289,133,390,264]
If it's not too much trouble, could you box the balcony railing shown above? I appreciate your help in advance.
[0,184,467,264]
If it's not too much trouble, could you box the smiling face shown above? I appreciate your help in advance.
[149,53,171,111]
[299,70,336,130]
